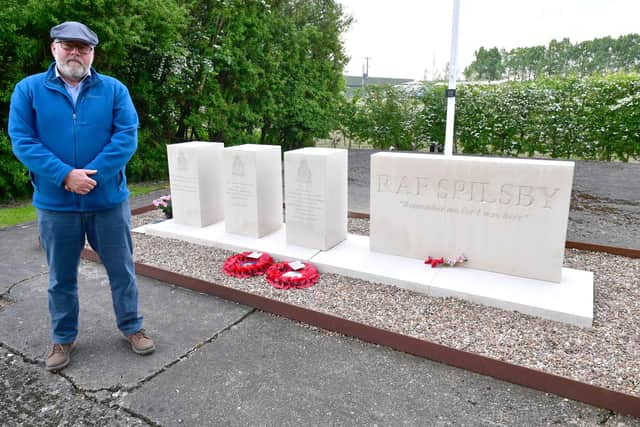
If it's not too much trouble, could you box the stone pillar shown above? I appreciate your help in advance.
[285,147,347,250]
[167,141,224,227]
[223,144,283,238]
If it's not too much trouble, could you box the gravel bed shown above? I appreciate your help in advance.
[131,211,640,398]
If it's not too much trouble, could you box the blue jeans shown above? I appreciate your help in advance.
[37,201,143,344]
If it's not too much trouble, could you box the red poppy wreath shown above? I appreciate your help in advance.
[265,261,320,289]
[222,251,274,278]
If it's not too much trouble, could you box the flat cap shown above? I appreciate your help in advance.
[50,21,99,46]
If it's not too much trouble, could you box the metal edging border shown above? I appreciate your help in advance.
[81,247,640,417]
[131,205,157,216]
[565,240,640,258]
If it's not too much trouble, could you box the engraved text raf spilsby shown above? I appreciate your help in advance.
[376,174,560,209]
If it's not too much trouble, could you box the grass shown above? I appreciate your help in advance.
[128,180,169,197]
[0,180,168,229]
[0,202,37,228]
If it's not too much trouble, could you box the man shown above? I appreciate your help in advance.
[8,21,155,371]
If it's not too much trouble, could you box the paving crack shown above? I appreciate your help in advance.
[1,306,255,424]
[598,409,615,424]
[116,406,160,426]
[2,271,48,297]
[119,308,257,394]
[0,341,44,367]
[1,341,153,425]
[55,375,156,426]
[74,309,258,425]
[0,294,14,310]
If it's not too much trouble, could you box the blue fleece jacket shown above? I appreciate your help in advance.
[9,63,139,211]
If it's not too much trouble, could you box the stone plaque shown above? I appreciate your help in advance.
[370,153,574,282]
[223,144,283,238]
[167,141,224,227]
[285,147,347,250]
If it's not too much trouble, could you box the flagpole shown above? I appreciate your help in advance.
[444,0,460,156]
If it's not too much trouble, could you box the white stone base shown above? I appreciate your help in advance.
[135,220,318,262]
[312,234,593,327]
[135,222,594,327]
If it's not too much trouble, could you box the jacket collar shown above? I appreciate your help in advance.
[45,62,101,88]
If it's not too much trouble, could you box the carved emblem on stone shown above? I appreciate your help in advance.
[232,155,245,177]
[297,159,312,185]
[177,151,188,171]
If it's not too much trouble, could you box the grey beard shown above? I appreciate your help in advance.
[56,59,88,82]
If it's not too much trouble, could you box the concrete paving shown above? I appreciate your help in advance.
[2,199,639,425]
[0,222,47,294]
[0,260,252,391]
[121,312,608,426]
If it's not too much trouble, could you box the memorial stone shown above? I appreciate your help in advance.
[167,141,224,227]
[285,148,348,250]
[370,153,574,282]
[223,144,283,238]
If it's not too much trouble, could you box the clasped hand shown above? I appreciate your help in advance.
[64,169,97,195]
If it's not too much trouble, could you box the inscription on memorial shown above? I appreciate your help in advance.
[168,175,197,193]
[376,175,560,209]
[286,160,322,224]
[226,181,254,208]
[397,201,530,222]
[287,189,323,224]
[370,152,574,282]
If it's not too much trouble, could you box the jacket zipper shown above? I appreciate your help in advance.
[72,109,79,209]
[73,84,94,210]
[45,71,97,210]
[74,86,90,210]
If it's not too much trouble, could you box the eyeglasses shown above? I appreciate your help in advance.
[56,41,93,55]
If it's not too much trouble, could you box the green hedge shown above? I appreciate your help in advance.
[456,74,640,160]
[344,74,640,161]
[0,134,30,201]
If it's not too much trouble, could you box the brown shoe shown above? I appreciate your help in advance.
[127,329,155,355]
[46,342,75,371]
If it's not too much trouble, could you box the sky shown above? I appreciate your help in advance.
[338,0,640,81]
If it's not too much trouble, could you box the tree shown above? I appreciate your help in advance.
[465,33,640,83]
[0,0,188,198]
[336,90,371,149]
[464,47,504,81]
[161,0,351,152]
[0,0,352,200]
[412,83,446,152]
[357,85,416,150]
